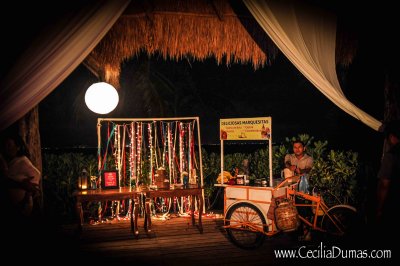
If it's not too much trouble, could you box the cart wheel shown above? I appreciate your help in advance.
[225,202,267,249]
[321,204,360,237]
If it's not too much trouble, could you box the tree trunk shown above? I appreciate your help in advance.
[18,106,42,172]
[18,106,43,211]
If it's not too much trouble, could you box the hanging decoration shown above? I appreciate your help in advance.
[96,117,204,217]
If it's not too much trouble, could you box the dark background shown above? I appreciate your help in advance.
[3,0,400,170]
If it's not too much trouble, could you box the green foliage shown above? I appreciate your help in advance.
[42,152,97,222]
[274,134,360,206]
[201,149,219,207]
[224,152,248,175]
[273,145,289,177]
[42,134,362,218]
[309,150,359,205]
[249,148,269,180]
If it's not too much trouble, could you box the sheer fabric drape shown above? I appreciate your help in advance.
[243,0,381,131]
[0,0,130,131]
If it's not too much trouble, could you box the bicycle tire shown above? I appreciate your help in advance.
[225,202,267,249]
[321,204,360,237]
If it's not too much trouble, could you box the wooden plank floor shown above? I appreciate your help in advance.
[11,212,382,266]
[5,212,390,265]
[64,214,305,266]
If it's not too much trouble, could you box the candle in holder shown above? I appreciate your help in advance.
[79,168,88,190]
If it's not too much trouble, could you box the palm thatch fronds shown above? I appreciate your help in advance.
[86,0,356,88]
[87,0,276,88]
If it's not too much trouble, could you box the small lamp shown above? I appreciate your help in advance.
[85,82,119,114]
[78,168,88,190]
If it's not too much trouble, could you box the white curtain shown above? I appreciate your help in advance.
[243,0,381,131]
[0,0,130,131]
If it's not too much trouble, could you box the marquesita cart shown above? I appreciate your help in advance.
[217,117,359,249]
[220,178,359,248]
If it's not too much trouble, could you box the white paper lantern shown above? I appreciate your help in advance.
[85,82,119,114]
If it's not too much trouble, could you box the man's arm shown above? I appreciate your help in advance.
[298,167,311,175]
[299,156,313,174]
[284,154,297,172]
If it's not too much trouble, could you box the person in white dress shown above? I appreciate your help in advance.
[0,134,41,217]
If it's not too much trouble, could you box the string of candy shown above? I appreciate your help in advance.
[110,123,116,167]
[129,122,136,188]
[114,125,122,216]
[172,122,178,183]
[173,122,180,182]
[122,124,127,186]
[148,123,154,185]
[172,122,176,181]
[113,125,120,173]
[191,120,199,170]
[101,124,116,171]
[178,122,184,212]
[142,123,147,182]
[190,121,196,173]
[184,122,189,173]
[160,122,166,168]
[188,122,192,180]
[167,122,172,183]
[179,122,183,178]
[183,122,188,173]
[136,122,142,184]
[97,121,102,172]
[154,121,159,169]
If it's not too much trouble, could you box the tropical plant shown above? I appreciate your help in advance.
[309,150,359,206]
[273,134,360,206]
[42,152,97,222]
[249,148,269,180]
[41,134,362,219]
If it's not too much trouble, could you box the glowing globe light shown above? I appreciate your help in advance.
[85,82,119,114]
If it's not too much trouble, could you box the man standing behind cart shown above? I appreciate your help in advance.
[283,140,314,240]
[283,140,313,187]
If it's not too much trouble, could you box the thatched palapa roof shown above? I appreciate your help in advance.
[85,0,356,88]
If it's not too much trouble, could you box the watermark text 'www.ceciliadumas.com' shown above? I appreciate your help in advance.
[274,242,391,260]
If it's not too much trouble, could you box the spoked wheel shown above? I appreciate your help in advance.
[321,204,361,237]
[225,202,267,249]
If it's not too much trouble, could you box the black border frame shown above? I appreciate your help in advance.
[101,170,119,189]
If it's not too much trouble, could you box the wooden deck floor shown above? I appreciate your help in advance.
[7,212,392,265]
[66,214,303,266]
